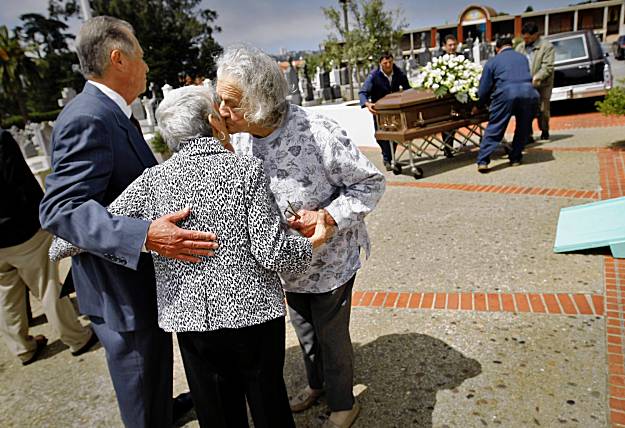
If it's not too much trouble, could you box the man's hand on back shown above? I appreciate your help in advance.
[146,207,218,263]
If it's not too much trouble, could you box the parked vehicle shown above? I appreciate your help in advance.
[546,30,612,101]
[612,35,625,60]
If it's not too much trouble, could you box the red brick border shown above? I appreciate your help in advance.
[386,180,599,200]
[600,148,625,427]
[351,290,604,316]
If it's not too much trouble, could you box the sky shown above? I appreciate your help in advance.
[1,0,586,54]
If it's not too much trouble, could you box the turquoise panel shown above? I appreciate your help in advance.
[554,196,625,258]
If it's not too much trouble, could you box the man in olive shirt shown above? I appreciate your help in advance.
[516,21,555,141]
[0,128,96,365]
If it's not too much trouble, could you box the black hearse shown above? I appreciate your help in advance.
[546,30,613,101]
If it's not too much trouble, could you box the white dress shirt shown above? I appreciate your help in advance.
[88,80,132,118]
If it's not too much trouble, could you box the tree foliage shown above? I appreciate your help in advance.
[320,0,406,67]
[0,25,40,120]
[52,0,223,86]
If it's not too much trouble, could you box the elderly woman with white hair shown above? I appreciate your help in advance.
[211,45,386,428]
[50,84,334,428]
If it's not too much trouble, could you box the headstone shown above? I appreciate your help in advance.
[331,84,342,100]
[284,57,302,106]
[300,63,314,102]
[162,83,173,99]
[339,67,349,85]
[57,87,77,108]
[131,98,146,120]
[329,67,341,87]
[10,126,37,158]
[141,96,157,131]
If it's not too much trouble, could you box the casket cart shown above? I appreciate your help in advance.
[374,88,489,179]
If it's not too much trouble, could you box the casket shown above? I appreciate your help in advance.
[374,88,479,143]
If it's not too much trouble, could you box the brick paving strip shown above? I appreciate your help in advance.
[385,180,599,200]
[350,290,604,316]
[598,148,625,427]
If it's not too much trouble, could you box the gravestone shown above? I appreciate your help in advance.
[131,98,146,120]
[57,87,77,108]
[284,57,302,106]
[141,96,157,132]
[162,83,173,99]
[300,63,314,102]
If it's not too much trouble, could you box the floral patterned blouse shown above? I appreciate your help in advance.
[231,104,386,294]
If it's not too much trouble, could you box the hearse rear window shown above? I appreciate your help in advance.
[551,35,588,64]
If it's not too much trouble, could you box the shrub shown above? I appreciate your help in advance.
[150,131,170,154]
[1,110,62,129]
[596,79,625,115]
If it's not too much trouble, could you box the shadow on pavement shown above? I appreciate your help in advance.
[286,332,482,427]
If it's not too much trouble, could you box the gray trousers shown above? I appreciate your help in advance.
[286,275,356,411]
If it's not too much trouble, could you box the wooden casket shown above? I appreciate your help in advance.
[374,88,480,143]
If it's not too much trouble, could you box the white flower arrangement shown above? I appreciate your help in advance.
[412,54,482,104]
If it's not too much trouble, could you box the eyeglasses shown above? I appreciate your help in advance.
[283,200,301,220]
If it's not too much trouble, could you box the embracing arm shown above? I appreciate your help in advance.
[39,114,150,269]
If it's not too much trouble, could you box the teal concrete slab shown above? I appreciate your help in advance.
[554,196,625,258]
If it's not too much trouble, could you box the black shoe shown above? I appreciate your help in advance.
[540,132,550,141]
[173,392,194,423]
[509,160,522,167]
[527,135,535,145]
[383,161,392,171]
[72,330,99,356]
[22,335,47,366]
[477,164,489,173]
[443,147,454,158]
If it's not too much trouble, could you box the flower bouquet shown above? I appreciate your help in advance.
[412,54,482,104]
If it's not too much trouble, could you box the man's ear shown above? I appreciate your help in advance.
[109,49,124,71]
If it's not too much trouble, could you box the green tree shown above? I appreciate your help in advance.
[0,26,39,121]
[52,0,222,87]
[321,0,406,68]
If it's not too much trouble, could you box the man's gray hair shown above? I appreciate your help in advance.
[216,45,288,129]
[155,85,216,152]
[76,16,137,78]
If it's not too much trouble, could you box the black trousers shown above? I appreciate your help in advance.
[177,317,295,428]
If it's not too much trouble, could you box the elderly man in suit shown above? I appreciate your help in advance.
[359,52,410,170]
[0,128,97,366]
[39,16,217,427]
[516,21,555,141]
[473,36,539,172]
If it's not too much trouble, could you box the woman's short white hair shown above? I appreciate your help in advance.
[155,85,216,152]
[216,45,288,129]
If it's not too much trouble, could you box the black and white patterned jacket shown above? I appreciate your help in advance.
[50,137,312,332]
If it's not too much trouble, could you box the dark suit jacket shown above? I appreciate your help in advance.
[39,82,159,332]
[358,64,410,107]
[477,48,539,108]
[0,129,43,248]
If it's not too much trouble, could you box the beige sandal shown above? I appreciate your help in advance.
[289,387,324,413]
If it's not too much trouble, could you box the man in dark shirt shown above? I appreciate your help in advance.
[473,37,539,172]
[0,128,97,365]
[359,52,410,170]
[438,34,459,158]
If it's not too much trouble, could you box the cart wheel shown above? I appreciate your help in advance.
[412,167,424,180]
[392,164,403,175]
